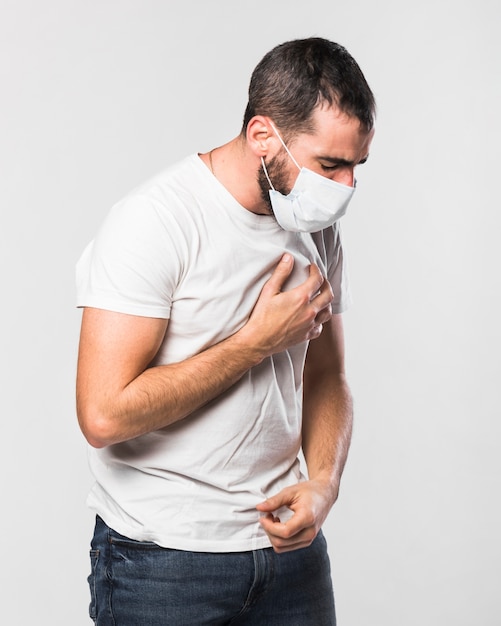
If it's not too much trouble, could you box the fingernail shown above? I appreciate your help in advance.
[282,253,291,263]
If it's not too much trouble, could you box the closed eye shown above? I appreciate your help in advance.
[319,155,369,170]
[320,164,340,172]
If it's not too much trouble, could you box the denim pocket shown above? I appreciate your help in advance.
[88,549,100,621]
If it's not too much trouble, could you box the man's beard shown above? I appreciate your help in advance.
[257,151,292,218]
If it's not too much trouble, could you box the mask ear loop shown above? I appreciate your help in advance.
[268,121,301,171]
[261,157,276,191]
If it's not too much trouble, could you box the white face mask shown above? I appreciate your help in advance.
[261,122,356,233]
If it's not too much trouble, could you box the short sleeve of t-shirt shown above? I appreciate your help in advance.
[76,193,186,318]
[312,223,352,314]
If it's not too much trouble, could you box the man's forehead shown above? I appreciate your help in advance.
[291,106,374,158]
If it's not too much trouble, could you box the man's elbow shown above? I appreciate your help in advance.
[77,404,116,449]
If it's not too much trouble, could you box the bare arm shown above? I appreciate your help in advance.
[302,313,353,498]
[76,254,333,448]
[257,314,353,552]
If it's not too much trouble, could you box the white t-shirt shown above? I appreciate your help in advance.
[76,153,351,552]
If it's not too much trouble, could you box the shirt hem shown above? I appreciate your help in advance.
[89,505,273,553]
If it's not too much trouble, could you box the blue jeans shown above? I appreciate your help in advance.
[88,516,336,625]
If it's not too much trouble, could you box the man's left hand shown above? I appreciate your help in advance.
[256,479,338,553]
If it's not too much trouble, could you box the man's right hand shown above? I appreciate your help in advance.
[238,253,334,359]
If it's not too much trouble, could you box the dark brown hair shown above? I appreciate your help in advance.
[242,37,376,138]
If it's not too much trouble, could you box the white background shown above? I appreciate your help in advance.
[1,1,499,624]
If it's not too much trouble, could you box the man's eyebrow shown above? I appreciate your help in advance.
[319,154,370,166]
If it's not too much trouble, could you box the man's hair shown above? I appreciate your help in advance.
[242,37,376,138]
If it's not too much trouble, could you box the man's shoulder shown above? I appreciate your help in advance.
[127,153,202,202]
[109,154,210,227]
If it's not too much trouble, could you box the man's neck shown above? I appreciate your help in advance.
[201,137,270,216]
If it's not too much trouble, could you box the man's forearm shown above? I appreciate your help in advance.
[78,328,263,448]
[301,314,353,503]
[302,372,353,502]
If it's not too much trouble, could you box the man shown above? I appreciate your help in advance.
[76,37,375,625]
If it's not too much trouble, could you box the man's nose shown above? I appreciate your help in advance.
[334,168,355,187]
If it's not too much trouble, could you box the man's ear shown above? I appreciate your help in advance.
[246,116,278,158]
